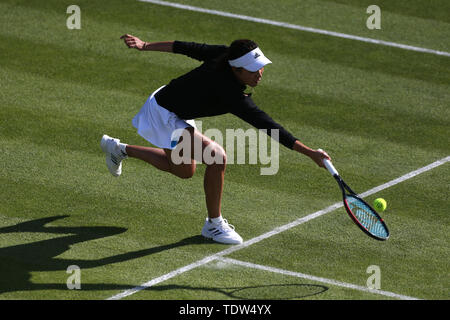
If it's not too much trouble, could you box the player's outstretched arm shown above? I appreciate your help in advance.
[293,140,330,169]
[120,34,174,52]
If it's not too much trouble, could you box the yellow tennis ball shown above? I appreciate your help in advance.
[373,198,387,211]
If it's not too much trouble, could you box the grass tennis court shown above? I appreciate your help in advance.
[1,0,449,301]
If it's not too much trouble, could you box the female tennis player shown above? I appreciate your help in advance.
[100,34,331,244]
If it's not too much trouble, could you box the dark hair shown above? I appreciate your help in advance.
[227,39,258,60]
[215,39,258,70]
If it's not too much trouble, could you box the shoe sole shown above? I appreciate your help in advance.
[201,230,243,245]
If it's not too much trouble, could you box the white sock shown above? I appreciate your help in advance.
[209,216,223,224]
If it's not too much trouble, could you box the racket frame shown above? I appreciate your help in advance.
[334,175,389,241]
[321,153,390,240]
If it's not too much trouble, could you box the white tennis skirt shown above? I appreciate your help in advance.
[132,86,196,150]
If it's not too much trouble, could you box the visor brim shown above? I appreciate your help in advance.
[242,57,272,72]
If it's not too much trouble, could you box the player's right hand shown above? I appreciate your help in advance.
[312,149,331,169]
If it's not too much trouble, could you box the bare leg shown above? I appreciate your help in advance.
[165,128,226,219]
[125,145,172,172]
[126,128,226,219]
[203,161,225,219]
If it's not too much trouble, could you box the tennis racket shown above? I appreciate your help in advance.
[319,150,390,240]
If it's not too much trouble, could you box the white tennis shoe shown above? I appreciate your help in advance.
[201,218,243,245]
[100,134,127,177]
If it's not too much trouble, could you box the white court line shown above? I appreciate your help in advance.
[360,156,450,197]
[218,257,420,300]
[138,0,450,57]
[107,156,449,300]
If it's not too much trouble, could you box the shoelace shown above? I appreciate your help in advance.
[111,140,127,160]
[218,219,235,232]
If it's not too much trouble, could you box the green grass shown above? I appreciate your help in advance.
[0,0,449,300]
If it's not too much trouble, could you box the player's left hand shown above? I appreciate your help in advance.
[120,34,145,50]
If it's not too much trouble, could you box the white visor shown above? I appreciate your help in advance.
[228,47,272,72]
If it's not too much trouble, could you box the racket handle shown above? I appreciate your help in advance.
[318,149,339,176]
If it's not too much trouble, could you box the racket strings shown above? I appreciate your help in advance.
[345,196,388,238]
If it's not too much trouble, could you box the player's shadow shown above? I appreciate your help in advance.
[149,283,329,300]
[0,215,205,294]
[0,216,329,299]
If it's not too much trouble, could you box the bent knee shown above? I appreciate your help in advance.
[178,169,195,179]
[204,143,227,169]
[175,163,196,179]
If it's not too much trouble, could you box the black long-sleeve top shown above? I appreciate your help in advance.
[154,41,298,149]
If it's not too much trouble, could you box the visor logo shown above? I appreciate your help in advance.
[254,52,260,59]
